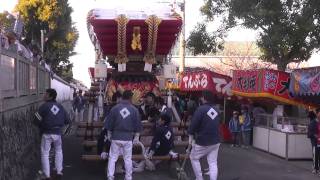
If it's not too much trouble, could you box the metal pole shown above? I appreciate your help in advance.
[179,0,185,73]
[41,30,44,56]
[223,97,226,123]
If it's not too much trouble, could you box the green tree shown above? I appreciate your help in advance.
[188,0,320,71]
[15,0,78,79]
[0,11,15,31]
[187,23,223,55]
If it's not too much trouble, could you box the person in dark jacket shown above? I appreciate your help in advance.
[72,90,86,122]
[105,91,122,117]
[188,90,220,180]
[138,92,157,121]
[187,95,198,118]
[229,111,241,147]
[105,90,143,180]
[308,110,318,174]
[155,97,168,114]
[98,92,122,161]
[144,113,177,171]
[35,88,70,180]
[240,106,252,148]
[147,113,174,157]
[145,92,159,122]
[97,128,112,159]
[97,127,146,173]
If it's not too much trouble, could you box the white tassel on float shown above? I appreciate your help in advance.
[144,62,152,72]
[118,63,127,72]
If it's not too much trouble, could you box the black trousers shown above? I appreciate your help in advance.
[313,146,320,170]
[232,132,241,146]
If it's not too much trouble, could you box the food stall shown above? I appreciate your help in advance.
[232,69,312,159]
[180,69,234,141]
[180,69,233,115]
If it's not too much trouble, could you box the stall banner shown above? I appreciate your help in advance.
[232,69,306,106]
[263,70,292,101]
[232,70,260,93]
[290,69,320,96]
[180,70,232,96]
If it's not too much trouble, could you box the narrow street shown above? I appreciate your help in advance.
[2,1,320,180]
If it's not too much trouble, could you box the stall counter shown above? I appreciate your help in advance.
[253,126,312,160]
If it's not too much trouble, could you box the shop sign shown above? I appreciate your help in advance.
[180,70,232,96]
[232,69,302,106]
[233,70,260,93]
[182,72,209,89]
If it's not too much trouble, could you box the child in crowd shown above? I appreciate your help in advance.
[229,111,241,147]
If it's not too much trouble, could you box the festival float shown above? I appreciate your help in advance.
[232,69,312,160]
[87,7,182,105]
[80,7,193,175]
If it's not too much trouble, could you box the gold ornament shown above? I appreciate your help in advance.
[132,89,142,106]
[106,83,116,102]
[115,14,129,64]
[117,85,125,94]
[144,15,162,64]
[131,26,142,51]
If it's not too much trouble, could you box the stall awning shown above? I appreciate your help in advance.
[232,69,311,107]
[180,70,232,97]
[289,66,320,104]
[290,66,320,96]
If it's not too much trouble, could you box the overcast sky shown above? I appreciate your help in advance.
[1,0,319,87]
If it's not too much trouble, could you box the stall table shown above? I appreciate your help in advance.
[253,115,311,160]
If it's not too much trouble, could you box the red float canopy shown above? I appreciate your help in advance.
[180,70,232,97]
[87,8,182,57]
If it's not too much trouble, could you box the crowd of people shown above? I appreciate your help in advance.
[94,90,221,180]
[228,107,252,148]
[34,87,259,180]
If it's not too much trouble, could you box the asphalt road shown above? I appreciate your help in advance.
[61,131,318,180]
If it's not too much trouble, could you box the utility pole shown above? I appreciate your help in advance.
[178,0,185,73]
[40,29,45,56]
